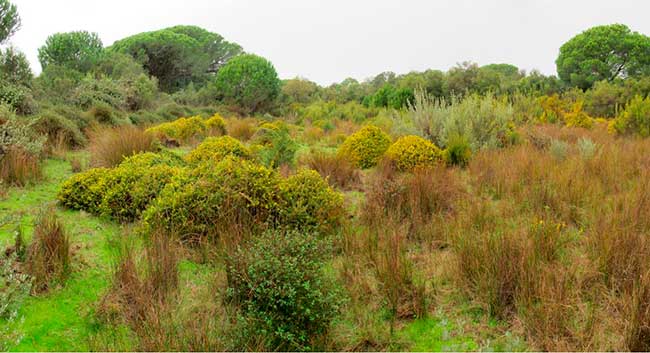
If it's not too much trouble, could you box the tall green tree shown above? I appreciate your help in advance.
[38,31,104,73]
[215,54,280,114]
[110,25,242,92]
[556,24,650,90]
[0,46,31,86]
[0,0,19,44]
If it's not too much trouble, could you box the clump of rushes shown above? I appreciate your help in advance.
[26,207,71,293]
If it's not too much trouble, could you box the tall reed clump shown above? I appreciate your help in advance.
[362,159,463,243]
[366,218,426,328]
[26,207,71,293]
[89,125,156,168]
[0,147,42,186]
[1,117,45,186]
[302,149,361,190]
[96,231,184,350]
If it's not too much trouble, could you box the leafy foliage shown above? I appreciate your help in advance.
[111,25,242,92]
[0,0,19,44]
[57,167,110,214]
[99,152,185,221]
[279,169,345,235]
[226,230,342,351]
[184,135,252,165]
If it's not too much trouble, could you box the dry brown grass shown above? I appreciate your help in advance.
[362,160,464,243]
[302,150,361,190]
[226,117,257,141]
[0,148,42,186]
[26,207,71,293]
[89,125,156,168]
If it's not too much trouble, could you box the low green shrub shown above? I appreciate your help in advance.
[385,135,442,171]
[32,110,87,148]
[226,230,342,351]
[338,125,391,168]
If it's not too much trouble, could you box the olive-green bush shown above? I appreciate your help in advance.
[141,156,282,240]
[279,169,344,235]
[99,152,185,221]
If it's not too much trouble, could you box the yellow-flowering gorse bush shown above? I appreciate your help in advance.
[338,125,391,168]
[57,167,110,214]
[385,135,442,171]
[184,135,252,165]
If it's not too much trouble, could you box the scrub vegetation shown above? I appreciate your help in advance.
[2,1,650,350]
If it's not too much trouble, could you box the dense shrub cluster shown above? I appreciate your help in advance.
[141,156,282,240]
[58,151,185,220]
[99,152,186,221]
[385,135,442,171]
[338,125,391,168]
[57,167,109,213]
[141,156,344,241]
[146,113,226,145]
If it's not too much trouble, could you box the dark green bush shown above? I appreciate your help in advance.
[226,230,342,351]
[256,127,299,168]
[33,110,87,148]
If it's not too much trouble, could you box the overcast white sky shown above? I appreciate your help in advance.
[7,0,650,85]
